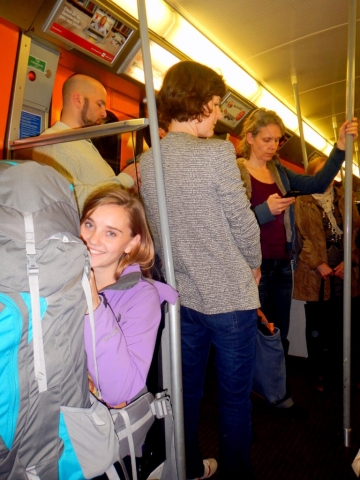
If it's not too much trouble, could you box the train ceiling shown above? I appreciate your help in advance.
[1,0,359,150]
[165,0,360,145]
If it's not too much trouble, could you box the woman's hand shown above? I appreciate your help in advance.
[87,270,101,313]
[333,261,344,279]
[266,193,296,215]
[337,118,358,150]
[317,262,333,279]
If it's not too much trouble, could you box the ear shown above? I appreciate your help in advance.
[72,91,84,110]
[124,234,141,254]
[246,132,254,145]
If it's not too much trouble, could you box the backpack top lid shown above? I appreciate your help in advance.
[0,160,80,242]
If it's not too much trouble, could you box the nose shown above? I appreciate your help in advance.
[87,229,101,246]
[216,106,222,120]
[100,106,107,118]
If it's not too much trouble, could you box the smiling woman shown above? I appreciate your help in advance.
[81,203,141,289]
[80,186,178,407]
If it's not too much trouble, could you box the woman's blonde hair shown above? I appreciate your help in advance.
[81,186,154,278]
[306,156,327,175]
[236,108,285,159]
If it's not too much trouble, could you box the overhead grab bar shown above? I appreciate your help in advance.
[8,119,149,150]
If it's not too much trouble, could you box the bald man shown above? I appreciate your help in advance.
[32,74,136,213]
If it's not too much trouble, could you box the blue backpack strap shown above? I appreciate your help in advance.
[24,212,47,393]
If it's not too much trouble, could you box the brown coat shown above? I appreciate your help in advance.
[293,185,360,301]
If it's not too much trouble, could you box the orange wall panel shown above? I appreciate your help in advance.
[109,89,139,118]
[0,18,20,158]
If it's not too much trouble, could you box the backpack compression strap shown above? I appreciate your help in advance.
[24,212,48,393]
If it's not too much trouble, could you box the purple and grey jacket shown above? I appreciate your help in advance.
[84,264,178,407]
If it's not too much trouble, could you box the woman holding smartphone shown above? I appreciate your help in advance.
[236,108,358,411]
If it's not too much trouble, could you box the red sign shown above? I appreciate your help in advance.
[50,22,115,62]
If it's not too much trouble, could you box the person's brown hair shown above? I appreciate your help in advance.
[81,186,154,278]
[156,61,226,125]
[306,156,327,175]
[236,108,286,158]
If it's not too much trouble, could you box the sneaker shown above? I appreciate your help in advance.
[188,458,218,480]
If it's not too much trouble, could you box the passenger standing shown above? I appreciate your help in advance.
[32,74,136,214]
[140,61,261,480]
[293,157,360,391]
[236,108,358,410]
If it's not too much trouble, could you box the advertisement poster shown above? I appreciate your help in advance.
[219,92,251,131]
[45,0,133,64]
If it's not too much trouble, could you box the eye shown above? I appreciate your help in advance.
[107,231,116,237]
[84,220,93,229]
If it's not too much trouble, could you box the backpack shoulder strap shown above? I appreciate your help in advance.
[24,212,47,393]
[82,267,102,400]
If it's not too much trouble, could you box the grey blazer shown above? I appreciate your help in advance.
[140,132,261,315]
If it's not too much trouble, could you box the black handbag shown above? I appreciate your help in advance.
[252,311,287,404]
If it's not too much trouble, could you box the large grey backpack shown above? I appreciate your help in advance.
[0,161,116,479]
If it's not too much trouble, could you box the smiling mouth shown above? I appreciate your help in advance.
[89,248,104,255]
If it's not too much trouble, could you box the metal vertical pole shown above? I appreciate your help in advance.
[137,1,186,478]
[291,71,308,170]
[343,0,357,448]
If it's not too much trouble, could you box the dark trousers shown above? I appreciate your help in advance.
[181,305,257,479]
[258,258,293,355]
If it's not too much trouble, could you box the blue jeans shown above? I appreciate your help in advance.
[258,258,293,355]
[181,305,257,479]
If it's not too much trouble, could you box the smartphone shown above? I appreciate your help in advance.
[283,190,301,198]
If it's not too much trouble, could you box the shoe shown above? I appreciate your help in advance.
[188,458,218,479]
